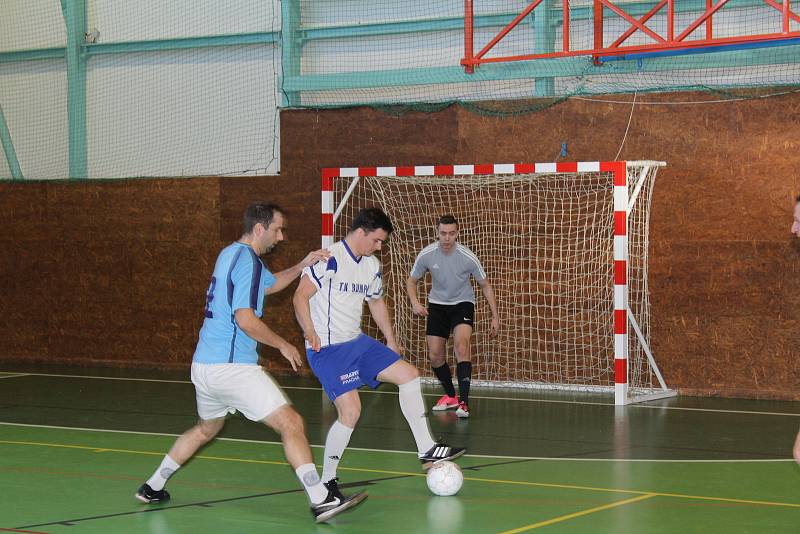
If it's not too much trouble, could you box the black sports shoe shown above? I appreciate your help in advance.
[135,483,171,504]
[311,485,368,523]
[418,442,466,468]
[323,478,346,499]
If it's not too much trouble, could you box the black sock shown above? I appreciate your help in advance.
[432,363,456,398]
[456,361,472,404]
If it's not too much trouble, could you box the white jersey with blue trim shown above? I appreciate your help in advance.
[193,242,276,365]
[302,240,383,348]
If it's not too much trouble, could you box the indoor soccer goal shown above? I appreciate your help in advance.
[321,161,674,405]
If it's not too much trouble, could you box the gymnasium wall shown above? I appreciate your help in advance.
[1,91,798,399]
[0,176,314,370]
[278,92,800,400]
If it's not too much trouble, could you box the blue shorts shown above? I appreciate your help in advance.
[307,334,401,401]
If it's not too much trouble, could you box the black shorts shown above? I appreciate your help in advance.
[426,302,475,339]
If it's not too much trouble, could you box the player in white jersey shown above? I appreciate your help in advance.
[406,215,499,418]
[135,203,366,523]
[794,427,800,464]
[294,208,465,493]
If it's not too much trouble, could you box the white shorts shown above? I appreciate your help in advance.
[190,363,289,422]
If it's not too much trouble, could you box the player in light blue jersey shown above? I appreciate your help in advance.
[406,215,499,418]
[294,208,465,497]
[136,203,366,523]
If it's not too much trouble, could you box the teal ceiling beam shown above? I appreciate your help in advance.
[85,32,279,56]
[284,59,591,92]
[534,0,556,97]
[281,0,302,107]
[0,48,66,63]
[284,42,800,92]
[0,104,24,180]
[60,0,87,179]
[300,13,517,41]
[0,33,279,64]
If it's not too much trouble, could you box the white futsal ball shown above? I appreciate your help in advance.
[426,460,463,496]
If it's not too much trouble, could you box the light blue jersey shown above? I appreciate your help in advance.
[193,242,276,364]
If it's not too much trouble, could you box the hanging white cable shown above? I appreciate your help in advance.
[614,91,637,161]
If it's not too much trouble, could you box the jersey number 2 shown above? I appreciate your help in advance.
[204,276,217,318]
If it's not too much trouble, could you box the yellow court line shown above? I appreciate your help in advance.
[457,475,647,495]
[0,440,289,467]
[2,439,800,509]
[0,439,415,476]
[499,493,658,533]
[651,491,800,508]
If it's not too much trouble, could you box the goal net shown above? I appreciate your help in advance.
[321,161,674,405]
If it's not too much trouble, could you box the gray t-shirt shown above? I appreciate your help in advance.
[409,243,486,305]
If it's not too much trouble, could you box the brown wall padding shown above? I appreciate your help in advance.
[1,91,798,399]
[0,177,309,371]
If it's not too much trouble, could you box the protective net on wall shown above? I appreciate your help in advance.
[0,1,281,180]
[288,0,800,108]
[3,2,799,179]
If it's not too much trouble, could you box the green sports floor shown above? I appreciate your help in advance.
[1,364,798,533]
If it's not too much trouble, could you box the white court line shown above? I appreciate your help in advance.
[0,421,793,463]
[0,373,30,379]
[0,372,190,384]
[3,371,799,418]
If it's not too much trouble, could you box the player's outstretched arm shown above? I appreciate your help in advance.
[477,278,500,337]
[234,308,303,371]
[405,276,428,317]
[793,428,800,464]
[266,249,330,295]
[367,297,403,355]
[293,275,322,352]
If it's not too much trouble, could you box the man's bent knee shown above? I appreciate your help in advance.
[381,359,419,385]
[405,365,420,381]
[333,391,361,427]
[264,405,306,436]
[337,407,360,428]
[194,418,224,442]
[429,353,446,367]
[453,342,471,361]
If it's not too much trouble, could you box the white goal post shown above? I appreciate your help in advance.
[321,161,675,405]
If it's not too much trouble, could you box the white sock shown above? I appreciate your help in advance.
[398,377,436,454]
[322,420,354,483]
[146,455,181,491]
[295,463,328,504]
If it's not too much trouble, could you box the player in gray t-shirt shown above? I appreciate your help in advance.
[405,215,499,418]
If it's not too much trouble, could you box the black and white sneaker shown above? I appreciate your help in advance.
[323,478,346,499]
[135,483,171,504]
[418,442,466,468]
[311,483,368,523]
